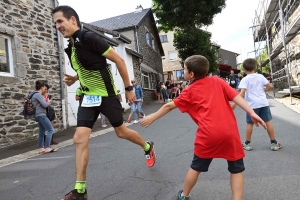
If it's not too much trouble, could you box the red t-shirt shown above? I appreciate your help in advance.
[173,76,245,161]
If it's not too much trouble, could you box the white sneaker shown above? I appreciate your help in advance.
[143,115,146,119]
[242,141,253,151]
[133,120,139,124]
[271,142,282,151]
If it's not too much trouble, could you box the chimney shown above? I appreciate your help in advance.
[135,4,143,12]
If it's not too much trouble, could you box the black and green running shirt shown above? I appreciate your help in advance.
[68,30,118,97]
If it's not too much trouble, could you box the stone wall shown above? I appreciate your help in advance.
[0,0,63,147]
[269,2,300,89]
[137,16,164,81]
[271,33,300,89]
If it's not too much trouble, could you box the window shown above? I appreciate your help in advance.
[151,36,155,49]
[160,35,168,43]
[0,35,13,76]
[223,59,228,64]
[168,52,177,61]
[142,71,150,89]
[146,32,151,45]
[176,70,184,80]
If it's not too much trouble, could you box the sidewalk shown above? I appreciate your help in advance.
[0,100,164,163]
[266,91,300,114]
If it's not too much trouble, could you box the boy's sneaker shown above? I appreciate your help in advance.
[177,190,189,200]
[145,141,156,167]
[133,120,139,124]
[61,189,87,200]
[102,124,107,128]
[242,141,253,151]
[271,142,282,151]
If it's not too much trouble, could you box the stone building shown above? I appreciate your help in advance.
[0,0,64,147]
[253,0,300,93]
[90,5,165,102]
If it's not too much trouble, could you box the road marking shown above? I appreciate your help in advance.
[26,156,74,161]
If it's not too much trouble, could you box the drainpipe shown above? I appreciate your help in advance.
[54,0,67,129]
[135,26,143,85]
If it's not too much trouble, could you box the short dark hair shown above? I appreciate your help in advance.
[52,6,81,28]
[35,80,46,90]
[45,83,50,90]
[243,58,257,71]
[184,55,209,79]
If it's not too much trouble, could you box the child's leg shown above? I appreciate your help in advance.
[265,120,276,140]
[228,159,245,200]
[127,113,133,121]
[182,168,201,196]
[246,123,254,141]
[230,173,244,200]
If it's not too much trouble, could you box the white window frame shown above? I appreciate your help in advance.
[0,34,14,77]
[146,32,151,45]
[160,35,168,43]
[151,35,155,50]
[168,52,177,61]
[142,71,150,89]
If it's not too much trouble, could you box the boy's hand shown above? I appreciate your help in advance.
[231,103,237,110]
[250,112,267,129]
[140,115,155,128]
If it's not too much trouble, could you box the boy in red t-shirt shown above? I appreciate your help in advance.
[140,55,267,200]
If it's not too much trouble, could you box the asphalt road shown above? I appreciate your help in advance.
[0,98,299,200]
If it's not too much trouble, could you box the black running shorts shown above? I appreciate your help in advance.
[190,154,245,174]
[77,95,123,128]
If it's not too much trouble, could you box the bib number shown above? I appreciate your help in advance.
[81,95,102,107]
[231,81,235,84]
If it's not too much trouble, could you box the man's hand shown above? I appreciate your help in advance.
[63,74,78,86]
[125,90,135,104]
[140,115,154,128]
[250,112,267,129]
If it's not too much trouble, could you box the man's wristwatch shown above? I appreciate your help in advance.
[125,86,133,91]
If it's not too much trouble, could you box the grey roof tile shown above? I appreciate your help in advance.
[90,8,151,31]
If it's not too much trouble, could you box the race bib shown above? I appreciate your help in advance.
[231,81,235,84]
[81,95,102,107]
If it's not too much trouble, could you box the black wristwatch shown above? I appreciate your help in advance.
[125,86,133,91]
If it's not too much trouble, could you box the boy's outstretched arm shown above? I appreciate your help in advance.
[140,102,177,128]
[232,95,267,129]
[231,88,246,110]
[264,82,273,92]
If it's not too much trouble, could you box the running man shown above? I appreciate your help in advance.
[52,6,156,200]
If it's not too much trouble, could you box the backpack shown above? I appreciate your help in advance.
[23,92,39,118]
[46,106,56,121]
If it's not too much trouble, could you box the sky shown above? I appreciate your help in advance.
[57,0,261,64]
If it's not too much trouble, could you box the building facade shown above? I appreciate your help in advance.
[0,0,65,147]
[159,31,184,82]
[253,0,300,93]
[90,6,165,102]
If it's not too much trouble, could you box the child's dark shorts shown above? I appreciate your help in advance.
[246,106,272,123]
[190,154,245,174]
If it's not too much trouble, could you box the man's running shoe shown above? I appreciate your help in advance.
[242,141,253,151]
[61,189,87,200]
[177,190,190,200]
[271,142,282,151]
[145,141,156,167]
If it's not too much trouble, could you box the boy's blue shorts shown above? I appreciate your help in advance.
[246,106,272,123]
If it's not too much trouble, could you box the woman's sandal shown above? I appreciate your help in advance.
[44,149,58,153]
